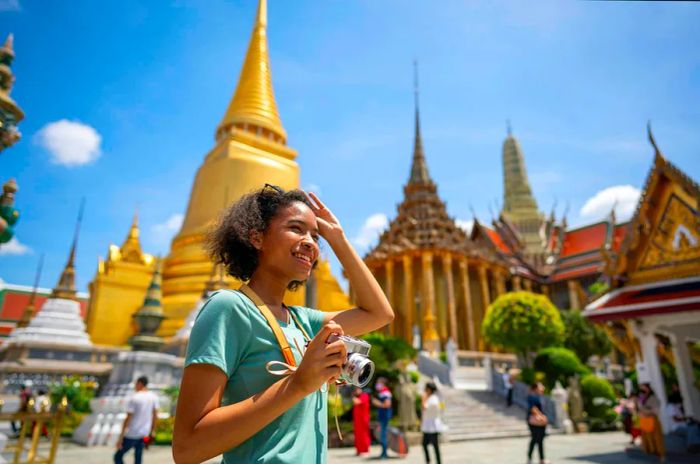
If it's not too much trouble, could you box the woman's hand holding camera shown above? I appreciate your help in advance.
[291,322,347,395]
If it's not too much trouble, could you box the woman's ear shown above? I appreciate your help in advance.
[250,230,263,251]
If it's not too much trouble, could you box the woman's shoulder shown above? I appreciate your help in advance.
[197,289,252,321]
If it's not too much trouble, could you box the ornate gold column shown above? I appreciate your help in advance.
[442,254,458,343]
[524,279,533,292]
[421,252,440,352]
[567,280,580,310]
[495,270,506,295]
[385,259,395,336]
[402,255,414,342]
[513,276,522,291]
[477,264,491,352]
[459,258,476,351]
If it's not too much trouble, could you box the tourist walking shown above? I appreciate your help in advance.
[172,187,393,463]
[114,376,159,464]
[11,384,32,435]
[421,382,443,464]
[637,383,666,462]
[352,387,371,456]
[372,376,393,459]
[503,368,514,407]
[526,382,549,464]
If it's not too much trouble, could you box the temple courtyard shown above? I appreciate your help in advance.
[41,432,696,463]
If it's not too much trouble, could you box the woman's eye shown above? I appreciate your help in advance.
[290,225,302,233]
[312,234,320,242]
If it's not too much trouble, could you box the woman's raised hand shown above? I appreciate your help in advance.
[290,321,347,395]
[305,191,344,243]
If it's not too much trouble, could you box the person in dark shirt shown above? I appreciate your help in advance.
[526,382,549,464]
[372,377,393,459]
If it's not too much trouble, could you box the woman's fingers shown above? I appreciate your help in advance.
[308,192,327,210]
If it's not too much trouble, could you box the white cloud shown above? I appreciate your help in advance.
[352,213,388,252]
[0,0,20,12]
[456,219,474,235]
[150,213,184,249]
[35,120,102,166]
[580,185,641,222]
[0,237,32,256]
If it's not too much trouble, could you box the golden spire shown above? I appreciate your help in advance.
[120,209,145,263]
[217,0,286,144]
[17,253,44,328]
[408,61,433,185]
[52,200,84,300]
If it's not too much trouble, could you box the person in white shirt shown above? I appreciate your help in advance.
[421,382,442,464]
[114,376,159,464]
[503,368,513,407]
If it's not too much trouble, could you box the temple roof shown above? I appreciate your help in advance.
[216,0,286,143]
[366,80,472,261]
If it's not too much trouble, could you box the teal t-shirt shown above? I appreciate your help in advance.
[185,289,328,463]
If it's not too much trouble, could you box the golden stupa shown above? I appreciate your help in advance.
[86,0,349,344]
[157,0,348,336]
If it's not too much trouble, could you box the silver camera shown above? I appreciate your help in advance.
[328,334,375,387]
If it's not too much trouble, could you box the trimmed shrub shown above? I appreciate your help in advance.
[482,292,565,366]
[580,374,618,431]
[534,347,589,390]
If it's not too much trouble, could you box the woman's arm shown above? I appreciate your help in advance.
[305,192,393,336]
[173,323,347,463]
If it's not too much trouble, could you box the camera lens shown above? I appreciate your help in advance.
[357,363,372,386]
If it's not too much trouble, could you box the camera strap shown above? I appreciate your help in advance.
[238,284,310,368]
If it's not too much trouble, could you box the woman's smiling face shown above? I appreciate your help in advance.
[257,201,320,284]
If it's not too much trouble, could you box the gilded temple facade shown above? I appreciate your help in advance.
[86,214,156,346]
[363,90,534,352]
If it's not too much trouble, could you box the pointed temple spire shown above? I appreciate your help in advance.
[408,61,432,185]
[52,199,84,300]
[216,0,286,144]
[502,126,539,215]
[17,253,44,329]
[120,209,145,262]
[130,258,166,351]
[647,120,664,159]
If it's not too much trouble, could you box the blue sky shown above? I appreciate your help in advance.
[1,0,699,292]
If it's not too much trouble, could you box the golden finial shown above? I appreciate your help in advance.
[52,199,84,300]
[217,0,286,144]
[647,120,665,161]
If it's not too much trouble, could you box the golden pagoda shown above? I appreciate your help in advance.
[501,124,545,257]
[364,72,512,352]
[158,0,348,336]
[86,212,156,346]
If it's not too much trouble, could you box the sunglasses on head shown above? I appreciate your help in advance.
[262,183,284,194]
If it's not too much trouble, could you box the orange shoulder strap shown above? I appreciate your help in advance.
[239,284,297,368]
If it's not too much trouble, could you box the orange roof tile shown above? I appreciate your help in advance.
[560,223,608,258]
[612,224,628,252]
[484,227,512,254]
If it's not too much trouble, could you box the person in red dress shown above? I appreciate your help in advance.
[352,387,371,456]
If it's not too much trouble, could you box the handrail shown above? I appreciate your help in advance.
[0,396,68,464]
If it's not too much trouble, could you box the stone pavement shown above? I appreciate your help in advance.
[41,431,698,463]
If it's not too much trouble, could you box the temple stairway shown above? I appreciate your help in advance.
[440,365,530,442]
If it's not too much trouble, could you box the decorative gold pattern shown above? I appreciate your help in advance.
[640,194,700,269]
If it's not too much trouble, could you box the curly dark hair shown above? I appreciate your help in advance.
[207,185,314,290]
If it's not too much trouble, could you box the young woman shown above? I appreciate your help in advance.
[172,186,393,463]
[526,382,549,464]
[421,382,443,464]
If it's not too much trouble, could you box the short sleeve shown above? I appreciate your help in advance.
[152,393,160,411]
[291,306,326,337]
[126,396,136,414]
[185,290,252,377]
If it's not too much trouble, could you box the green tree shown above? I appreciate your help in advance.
[362,332,416,382]
[534,347,589,390]
[482,291,564,367]
[560,309,613,364]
